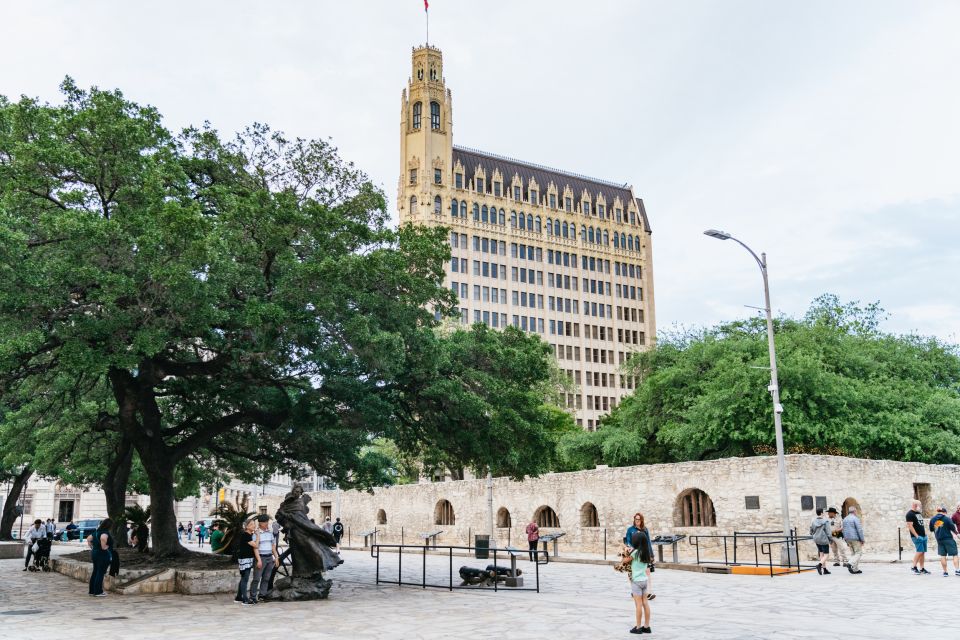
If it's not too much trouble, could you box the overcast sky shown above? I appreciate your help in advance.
[3,1,957,343]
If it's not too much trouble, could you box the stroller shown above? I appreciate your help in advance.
[29,538,52,572]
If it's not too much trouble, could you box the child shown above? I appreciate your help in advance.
[629,530,653,634]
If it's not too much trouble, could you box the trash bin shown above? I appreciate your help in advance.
[475,534,490,559]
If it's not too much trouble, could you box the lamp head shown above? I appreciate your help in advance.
[703,229,731,240]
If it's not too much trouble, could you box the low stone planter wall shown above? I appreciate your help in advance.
[0,542,25,560]
[52,556,239,595]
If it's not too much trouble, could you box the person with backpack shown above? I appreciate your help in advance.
[627,529,653,635]
[197,522,207,548]
[810,508,832,575]
[332,517,344,551]
[929,505,960,577]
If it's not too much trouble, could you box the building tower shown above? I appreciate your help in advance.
[399,45,656,430]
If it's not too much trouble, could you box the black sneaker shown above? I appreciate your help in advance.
[240,601,254,606]
[822,567,831,575]
[629,627,642,634]
[847,565,855,574]
[816,563,822,575]
[921,568,931,574]
[832,562,840,566]
[911,566,920,574]
[641,627,652,634]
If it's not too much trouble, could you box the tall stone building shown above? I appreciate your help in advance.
[398,45,655,429]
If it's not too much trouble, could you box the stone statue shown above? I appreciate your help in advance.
[268,485,343,601]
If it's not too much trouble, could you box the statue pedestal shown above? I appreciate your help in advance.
[268,572,333,601]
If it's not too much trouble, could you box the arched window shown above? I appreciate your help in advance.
[481,205,488,223]
[580,502,599,527]
[554,220,561,236]
[546,218,553,235]
[498,209,505,225]
[434,195,442,215]
[435,499,455,525]
[412,102,422,130]
[674,488,716,527]
[518,213,526,230]
[535,505,560,528]
[459,201,467,218]
[409,195,418,215]
[450,198,458,218]
[511,211,517,228]
[526,214,533,230]
[472,203,480,221]
[588,227,595,244]
[627,235,634,251]
[602,230,609,245]
[613,233,619,248]
[580,225,586,242]
[535,216,542,233]
[430,101,440,130]
[376,509,387,525]
[497,507,512,528]
[841,497,862,519]
[562,222,568,238]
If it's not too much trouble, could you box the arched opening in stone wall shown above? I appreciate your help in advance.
[580,502,599,527]
[535,505,560,528]
[435,499,455,525]
[674,488,716,527]
[376,509,387,525]
[497,507,512,528]
[841,497,862,520]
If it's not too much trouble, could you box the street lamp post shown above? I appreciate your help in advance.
[704,229,795,563]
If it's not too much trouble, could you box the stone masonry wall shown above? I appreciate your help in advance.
[261,455,960,560]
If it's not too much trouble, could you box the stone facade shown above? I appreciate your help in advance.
[261,455,960,558]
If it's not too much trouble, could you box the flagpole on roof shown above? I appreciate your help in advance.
[425,0,429,45]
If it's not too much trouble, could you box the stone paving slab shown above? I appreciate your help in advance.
[0,545,951,639]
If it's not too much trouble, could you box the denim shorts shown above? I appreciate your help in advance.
[912,536,928,553]
[630,580,648,597]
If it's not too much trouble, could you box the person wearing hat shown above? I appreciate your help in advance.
[826,507,849,568]
[250,514,279,603]
[928,505,959,577]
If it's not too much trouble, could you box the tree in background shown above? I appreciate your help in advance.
[561,295,960,468]
[0,81,573,556]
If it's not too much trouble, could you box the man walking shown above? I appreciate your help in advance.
[929,506,959,577]
[23,519,46,571]
[251,515,279,602]
[826,507,848,568]
[906,499,929,574]
[45,518,55,540]
[842,506,864,574]
[332,517,344,551]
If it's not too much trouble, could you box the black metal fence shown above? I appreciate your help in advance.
[688,530,817,577]
[370,543,544,592]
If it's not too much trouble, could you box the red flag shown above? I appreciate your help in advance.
[424,0,428,10]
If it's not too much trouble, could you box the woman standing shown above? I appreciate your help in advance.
[235,519,258,605]
[628,529,653,634]
[624,513,656,600]
[87,518,114,597]
[525,519,540,562]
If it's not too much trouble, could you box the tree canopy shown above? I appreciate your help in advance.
[560,295,960,469]
[0,80,573,554]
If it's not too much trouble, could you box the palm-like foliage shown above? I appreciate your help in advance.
[210,497,253,555]
[123,504,151,552]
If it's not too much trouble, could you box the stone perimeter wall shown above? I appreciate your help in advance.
[262,455,959,559]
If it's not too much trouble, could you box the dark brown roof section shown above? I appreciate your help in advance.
[452,146,651,233]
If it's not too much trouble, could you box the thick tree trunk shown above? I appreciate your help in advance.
[0,467,33,540]
[140,455,182,557]
[103,438,134,548]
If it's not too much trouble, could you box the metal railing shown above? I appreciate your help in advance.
[370,543,544,592]
[760,535,817,577]
[688,529,816,576]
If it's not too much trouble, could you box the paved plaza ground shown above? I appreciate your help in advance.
[0,544,952,639]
